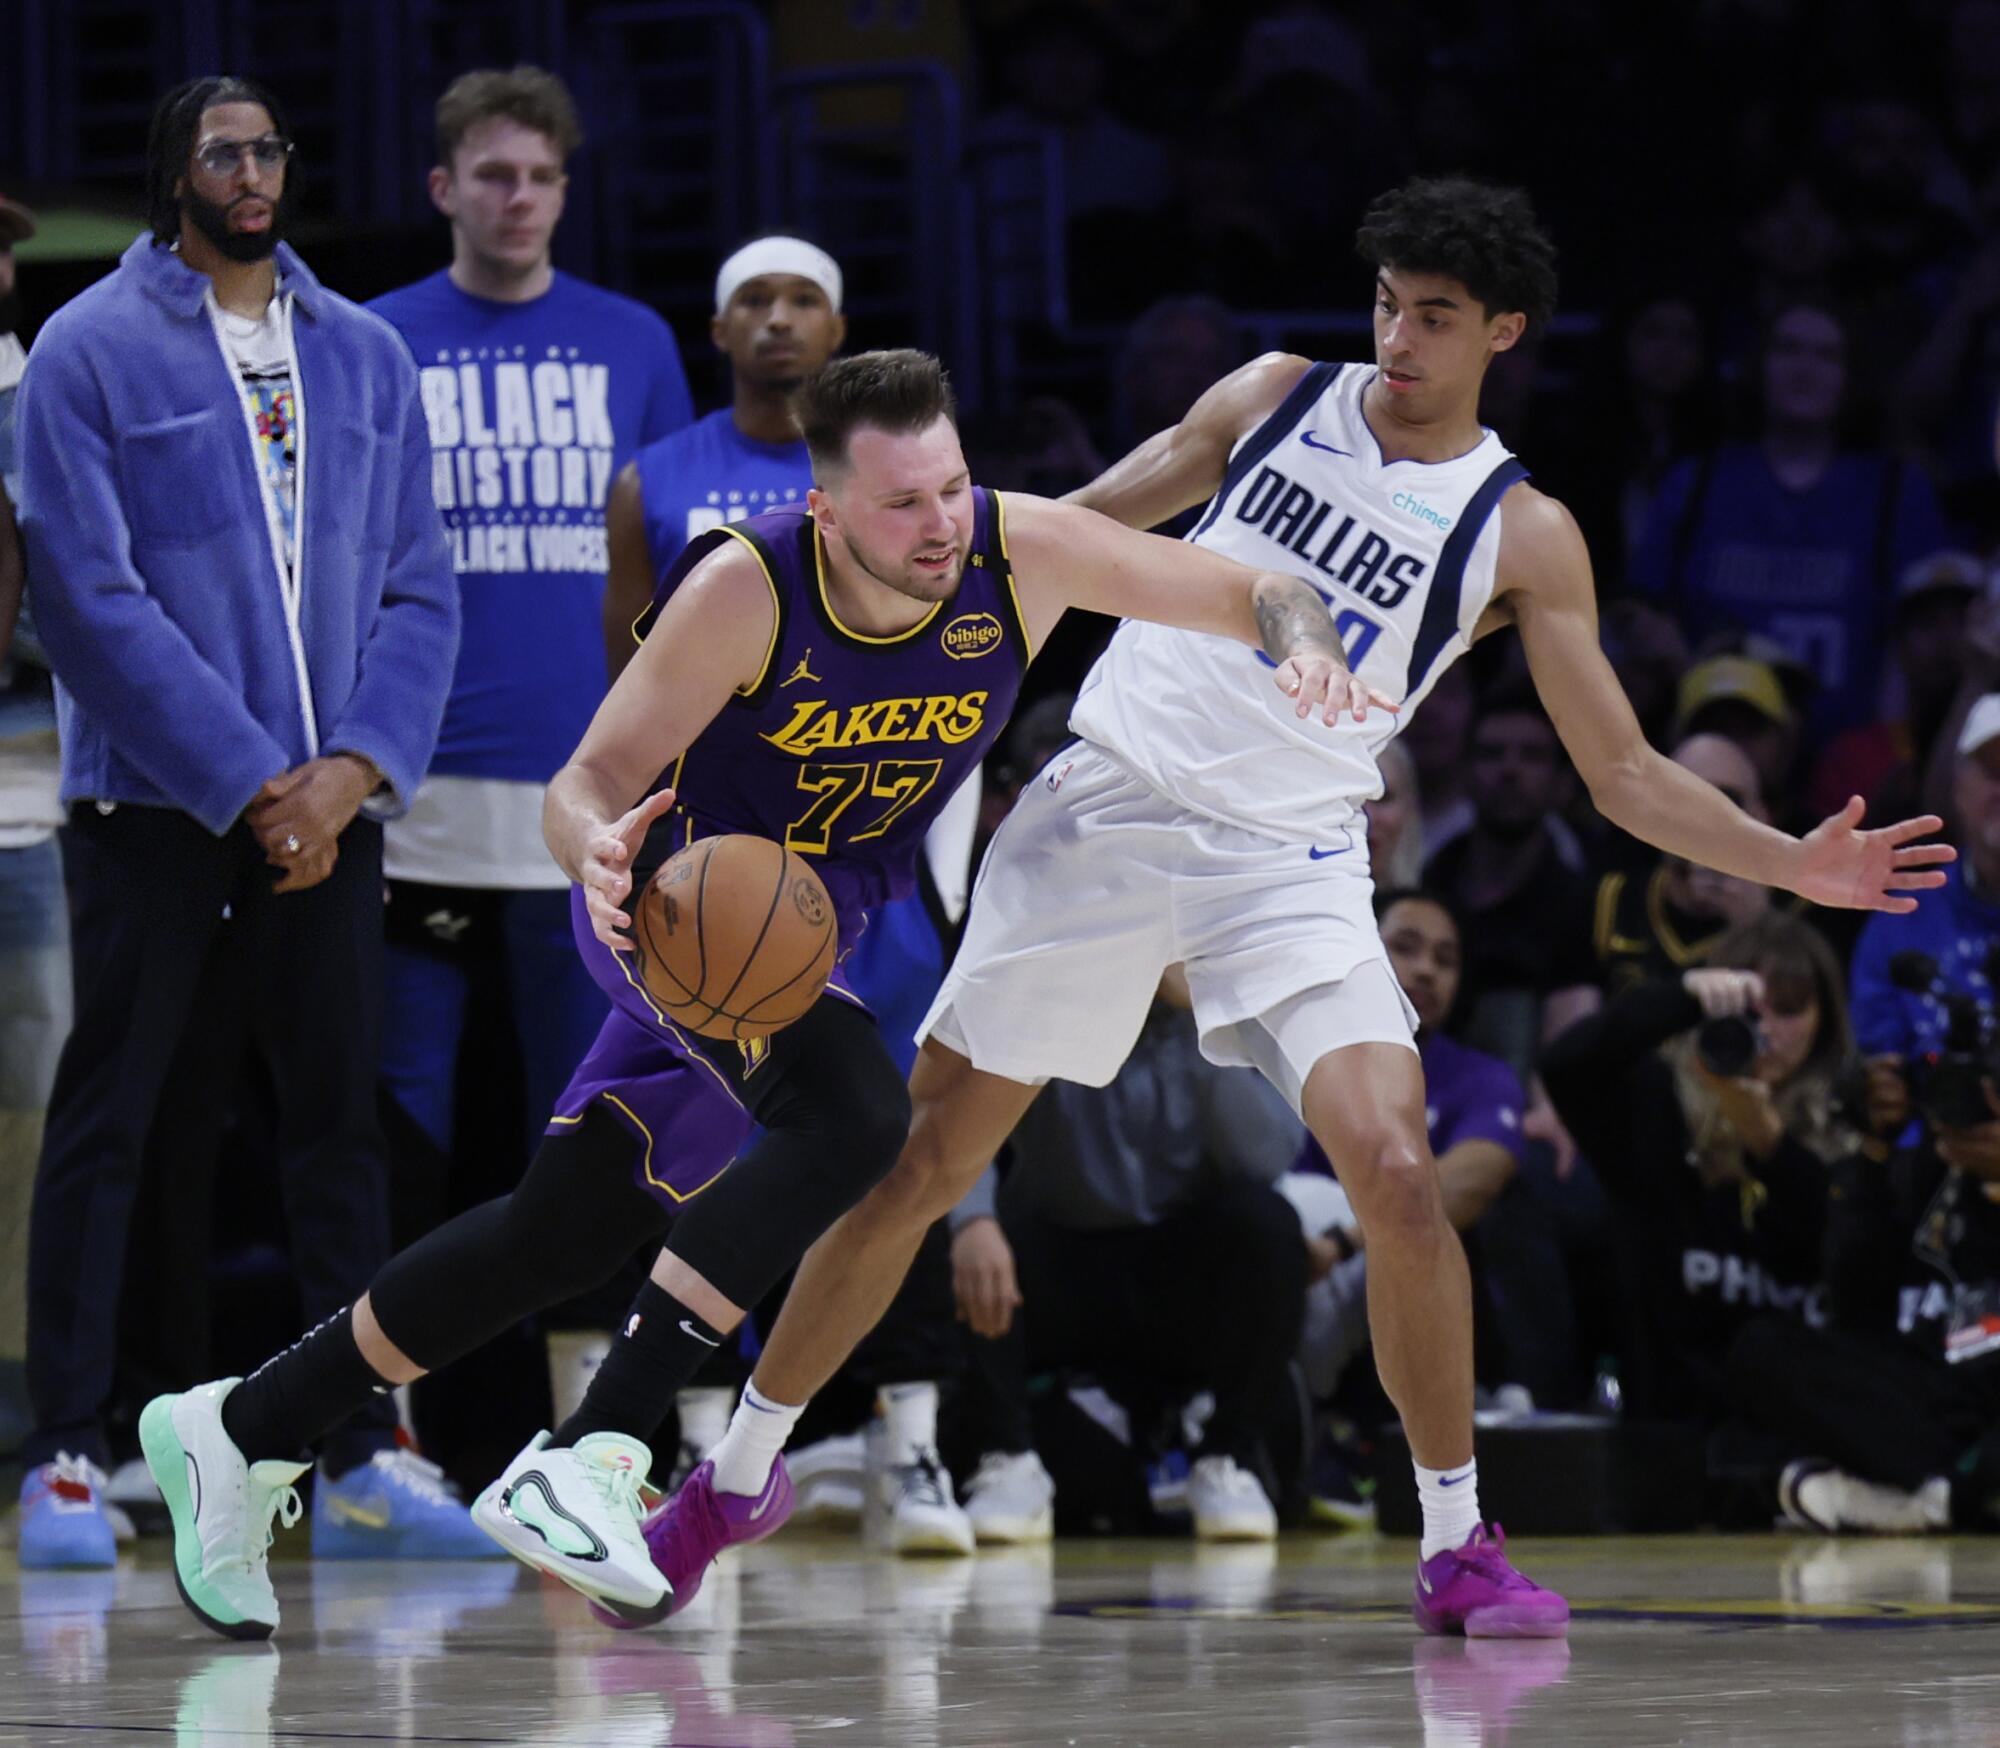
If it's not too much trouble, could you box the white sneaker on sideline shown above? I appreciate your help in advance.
[1188,1455,1278,1542]
[791,1432,868,1526]
[962,1451,1055,1545]
[1779,1460,1950,1535]
[883,1447,974,1556]
[470,1431,669,1625]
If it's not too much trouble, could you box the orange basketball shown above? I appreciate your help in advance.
[631,834,837,1041]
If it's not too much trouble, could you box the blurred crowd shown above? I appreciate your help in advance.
[5,0,2000,1566]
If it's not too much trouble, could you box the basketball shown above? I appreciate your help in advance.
[630,834,837,1041]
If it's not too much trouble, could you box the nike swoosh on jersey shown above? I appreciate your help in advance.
[1307,844,1350,860]
[1299,430,1354,456]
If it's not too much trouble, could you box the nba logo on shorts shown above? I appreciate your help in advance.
[1045,758,1074,793]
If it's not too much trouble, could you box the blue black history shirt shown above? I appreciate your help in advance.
[369,270,692,784]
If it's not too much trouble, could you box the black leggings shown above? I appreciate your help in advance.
[369,995,910,1372]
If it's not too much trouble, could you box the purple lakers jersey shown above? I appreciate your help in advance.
[633,489,1028,931]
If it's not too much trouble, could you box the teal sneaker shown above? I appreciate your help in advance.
[138,1381,307,1641]
[311,1449,505,1560]
[470,1430,670,1625]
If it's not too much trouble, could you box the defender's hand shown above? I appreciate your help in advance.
[582,787,678,950]
[1790,798,1955,914]
[1274,655,1402,727]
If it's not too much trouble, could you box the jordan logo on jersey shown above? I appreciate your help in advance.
[1235,463,1429,611]
[782,649,823,687]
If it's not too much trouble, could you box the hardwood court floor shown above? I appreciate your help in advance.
[7,1529,2000,1745]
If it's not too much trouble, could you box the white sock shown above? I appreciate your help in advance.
[707,1381,804,1497]
[879,1381,940,1466]
[1414,1458,1481,1561]
[674,1386,734,1461]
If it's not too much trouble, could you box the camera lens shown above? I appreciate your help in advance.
[1696,1014,1761,1078]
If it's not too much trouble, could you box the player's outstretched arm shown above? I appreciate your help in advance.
[547,542,775,945]
[1006,493,1396,725]
[1505,487,1955,914]
[1064,352,1313,531]
[602,461,653,683]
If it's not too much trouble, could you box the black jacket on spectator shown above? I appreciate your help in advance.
[1541,978,1830,1417]
[1825,1147,2000,1352]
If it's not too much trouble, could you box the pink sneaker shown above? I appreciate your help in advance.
[1413,1524,1569,1639]
[588,1457,793,1630]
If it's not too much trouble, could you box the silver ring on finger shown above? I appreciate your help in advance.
[283,833,303,855]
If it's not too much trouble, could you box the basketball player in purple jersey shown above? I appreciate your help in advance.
[654,180,1960,1641]
[137,349,1388,1641]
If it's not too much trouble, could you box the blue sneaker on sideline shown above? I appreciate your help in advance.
[18,1454,117,1569]
[311,1449,505,1560]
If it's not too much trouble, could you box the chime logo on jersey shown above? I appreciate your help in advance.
[759,691,991,755]
[940,612,1004,660]
[1233,462,1430,611]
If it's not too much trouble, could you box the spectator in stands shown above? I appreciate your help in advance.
[1110,296,1242,459]
[1718,171,1847,375]
[1894,233,2000,500]
[367,68,691,1470]
[1810,551,1984,824]
[1598,597,1690,752]
[1850,693,2000,1088]
[1593,734,1774,996]
[1367,741,1424,892]
[948,982,1308,1543]
[1725,1041,2000,1535]
[1673,653,1802,825]
[983,6,1171,222]
[1405,661,1476,862]
[1541,916,1857,1422]
[603,236,843,663]
[1555,293,1722,585]
[1423,690,1598,1081]
[1631,299,1952,744]
[1282,892,1527,1444]
[12,76,459,1565]
[0,190,61,1461]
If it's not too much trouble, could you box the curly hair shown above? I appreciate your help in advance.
[1355,177,1559,333]
[146,75,293,246]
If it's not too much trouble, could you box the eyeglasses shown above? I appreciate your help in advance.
[193,135,293,178]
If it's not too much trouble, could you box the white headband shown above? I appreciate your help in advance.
[715,237,843,315]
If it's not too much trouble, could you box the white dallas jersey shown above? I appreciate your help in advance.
[1071,361,1527,846]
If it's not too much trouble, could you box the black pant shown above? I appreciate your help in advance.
[1725,1314,2000,1493]
[26,804,396,1469]
[961,1178,1308,1468]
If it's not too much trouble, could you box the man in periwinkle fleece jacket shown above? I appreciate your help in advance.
[10,75,465,1569]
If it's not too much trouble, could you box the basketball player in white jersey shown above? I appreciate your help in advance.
[648,178,1955,1637]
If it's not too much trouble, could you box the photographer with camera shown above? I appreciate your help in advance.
[1540,914,1858,1420]
[1734,695,2000,1533]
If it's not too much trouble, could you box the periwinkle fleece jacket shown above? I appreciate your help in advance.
[15,234,458,833]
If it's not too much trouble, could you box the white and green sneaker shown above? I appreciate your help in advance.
[138,1380,307,1641]
[470,1431,669,1626]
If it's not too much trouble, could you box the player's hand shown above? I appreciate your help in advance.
[951,1217,1023,1339]
[1273,654,1402,727]
[1682,968,1764,1018]
[582,786,678,950]
[1788,797,1955,914]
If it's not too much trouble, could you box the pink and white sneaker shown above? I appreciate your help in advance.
[588,1456,793,1630]
[1413,1524,1569,1638]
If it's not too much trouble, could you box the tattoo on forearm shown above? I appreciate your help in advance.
[1254,577,1347,669]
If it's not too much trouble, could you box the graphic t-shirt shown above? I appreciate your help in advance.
[635,407,813,582]
[215,296,298,573]
[368,270,692,783]
[369,270,691,885]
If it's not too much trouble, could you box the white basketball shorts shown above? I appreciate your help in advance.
[918,741,1417,1113]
